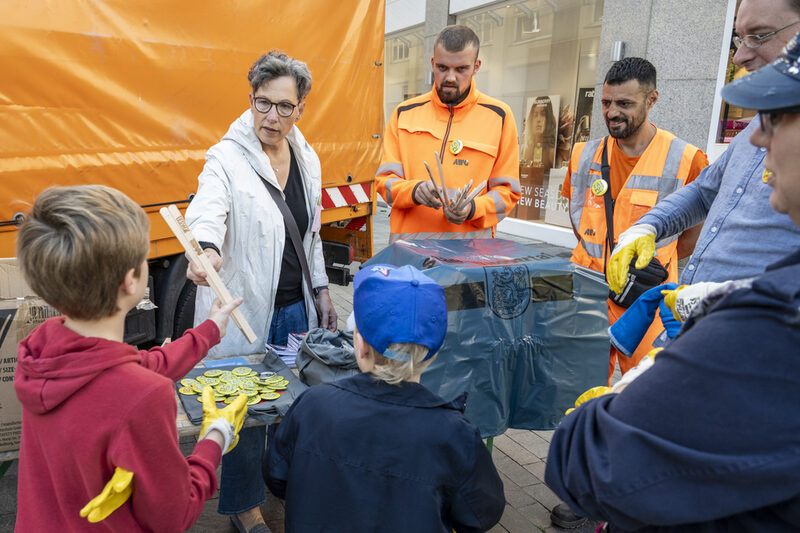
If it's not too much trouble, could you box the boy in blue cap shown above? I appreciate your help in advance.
[545,32,800,532]
[264,264,504,532]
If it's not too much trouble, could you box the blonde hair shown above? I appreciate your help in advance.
[366,342,436,385]
[16,185,149,320]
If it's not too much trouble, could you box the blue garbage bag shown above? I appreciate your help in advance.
[363,238,609,437]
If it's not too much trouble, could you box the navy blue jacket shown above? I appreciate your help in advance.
[545,250,800,532]
[264,372,505,532]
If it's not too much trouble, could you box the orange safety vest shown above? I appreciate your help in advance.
[376,79,520,244]
[568,129,700,281]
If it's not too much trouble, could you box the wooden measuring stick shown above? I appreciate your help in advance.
[453,180,472,211]
[433,151,451,208]
[464,182,486,203]
[423,161,444,203]
[160,204,257,343]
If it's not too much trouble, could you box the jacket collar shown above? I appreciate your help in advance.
[222,109,316,189]
[331,372,467,412]
[430,78,479,112]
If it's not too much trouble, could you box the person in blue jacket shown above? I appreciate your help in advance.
[263,264,505,532]
[545,32,800,532]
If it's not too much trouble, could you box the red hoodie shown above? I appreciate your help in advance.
[14,317,224,533]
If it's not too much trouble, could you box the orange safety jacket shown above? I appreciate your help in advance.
[376,79,520,244]
[568,128,703,281]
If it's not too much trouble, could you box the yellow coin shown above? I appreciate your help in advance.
[246,396,261,405]
[242,389,260,397]
[180,378,198,387]
[240,382,258,391]
[178,386,196,395]
[763,169,773,183]
[260,392,280,401]
[195,376,213,385]
[203,369,223,377]
[191,383,206,394]
[591,178,609,196]
[223,397,236,404]
[232,367,252,376]
[263,375,283,384]
[216,384,237,395]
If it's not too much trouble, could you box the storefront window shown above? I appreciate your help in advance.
[715,1,755,143]
[456,0,602,228]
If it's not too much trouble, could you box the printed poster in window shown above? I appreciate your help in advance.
[572,87,594,146]
[521,95,560,171]
[513,96,558,221]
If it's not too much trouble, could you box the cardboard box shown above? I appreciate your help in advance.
[0,259,59,453]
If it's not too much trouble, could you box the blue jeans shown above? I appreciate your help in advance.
[218,299,308,515]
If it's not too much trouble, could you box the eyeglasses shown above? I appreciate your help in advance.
[759,112,782,134]
[252,96,297,117]
[733,20,800,49]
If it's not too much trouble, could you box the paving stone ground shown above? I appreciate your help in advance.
[0,206,612,532]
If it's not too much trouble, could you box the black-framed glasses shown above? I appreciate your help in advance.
[733,20,800,49]
[251,96,297,117]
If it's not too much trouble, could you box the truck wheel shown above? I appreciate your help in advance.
[172,280,196,340]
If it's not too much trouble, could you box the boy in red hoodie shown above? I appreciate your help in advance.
[13,185,247,532]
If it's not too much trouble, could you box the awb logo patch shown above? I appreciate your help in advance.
[452,159,469,166]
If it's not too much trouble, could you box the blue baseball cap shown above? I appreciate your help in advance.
[721,30,800,112]
[353,264,447,361]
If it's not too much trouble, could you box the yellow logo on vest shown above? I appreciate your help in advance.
[591,178,609,196]
[449,139,464,155]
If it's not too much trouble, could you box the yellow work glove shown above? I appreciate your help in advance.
[662,285,689,321]
[607,224,657,295]
[565,386,612,415]
[79,467,133,523]
[199,386,248,454]
[662,281,732,322]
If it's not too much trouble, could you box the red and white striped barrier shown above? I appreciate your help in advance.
[321,183,370,210]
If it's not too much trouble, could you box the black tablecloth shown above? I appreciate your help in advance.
[176,352,308,425]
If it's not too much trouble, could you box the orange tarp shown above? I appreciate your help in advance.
[0,0,385,257]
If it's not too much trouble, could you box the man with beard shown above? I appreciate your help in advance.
[376,25,520,244]
[545,33,800,531]
[551,56,708,529]
[606,0,800,348]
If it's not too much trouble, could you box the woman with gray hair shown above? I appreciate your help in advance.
[185,50,337,533]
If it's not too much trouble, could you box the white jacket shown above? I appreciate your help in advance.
[186,109,328,358]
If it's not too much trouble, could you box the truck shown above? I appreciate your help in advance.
[0,0,385,345]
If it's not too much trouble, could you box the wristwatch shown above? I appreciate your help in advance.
[313,285,328,297]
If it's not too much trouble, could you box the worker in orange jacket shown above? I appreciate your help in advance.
[376,25,520,244]
[565,58,709,374]
[551,55,709,532]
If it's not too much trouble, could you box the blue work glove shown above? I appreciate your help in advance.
[609,282,678,357]
[658,299,681,339]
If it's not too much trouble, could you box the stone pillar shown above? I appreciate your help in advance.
[420,0,455,92]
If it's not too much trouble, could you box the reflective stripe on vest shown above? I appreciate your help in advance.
[569,138,603,233]
[389,228,493,244]
[570,133,692,261]
[376,162,405,178]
